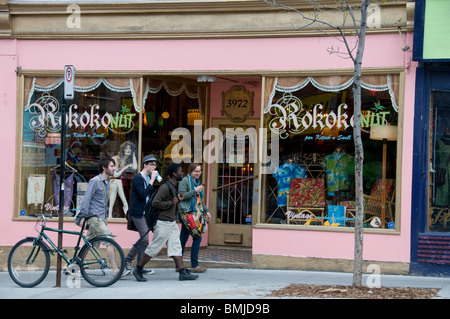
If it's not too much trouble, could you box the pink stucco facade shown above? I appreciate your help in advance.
[0,32,416,265]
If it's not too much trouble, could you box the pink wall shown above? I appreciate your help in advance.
[0,33,416,264]
[0,39,21,247]
[12,35,407,72]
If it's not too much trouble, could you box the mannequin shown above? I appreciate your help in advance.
[109,141,138,218]
[435,127,450,207]
[323,145,354,197]
[272,158,307,206]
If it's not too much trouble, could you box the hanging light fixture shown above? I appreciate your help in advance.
[162,111,170,119]
[187,108,202,125]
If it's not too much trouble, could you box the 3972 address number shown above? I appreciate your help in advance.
[225,99,249,108]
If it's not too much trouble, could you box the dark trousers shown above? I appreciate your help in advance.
[125,215,149,265]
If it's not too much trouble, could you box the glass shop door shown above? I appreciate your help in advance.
[208,119,260,247]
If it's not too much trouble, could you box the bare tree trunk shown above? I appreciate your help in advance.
[263,0,372,287]
[352,0,370,287]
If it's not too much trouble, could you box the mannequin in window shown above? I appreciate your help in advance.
[109,141,138,218]
[435,127,450,207]
[323,145,354,200]
[272,158,307,206]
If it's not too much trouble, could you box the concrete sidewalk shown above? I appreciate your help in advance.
[1,268,450,299]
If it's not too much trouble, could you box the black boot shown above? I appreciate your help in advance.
[179,268,199,281]
[132,266,147,282]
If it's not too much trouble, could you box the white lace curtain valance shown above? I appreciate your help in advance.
[25,77,141,112]
[143,79,206,116]
[264,74,400,113]
[26,77,206,116]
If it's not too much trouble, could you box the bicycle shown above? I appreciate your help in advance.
[8,213,125,288]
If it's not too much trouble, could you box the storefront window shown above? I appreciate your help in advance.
[18,75,206,220]
[140,78,205,177]
[20,77,140,219]
[261,74,400,229]
[428,90,450,232]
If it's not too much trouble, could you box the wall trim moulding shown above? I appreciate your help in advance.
[3,1,413,40]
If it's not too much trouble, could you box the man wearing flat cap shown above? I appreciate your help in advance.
[123,154,160,276]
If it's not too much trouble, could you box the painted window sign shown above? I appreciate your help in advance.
[26,93,136,137]
[265,79,398,140]
[267,94,393,139]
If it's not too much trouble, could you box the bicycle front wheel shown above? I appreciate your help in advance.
[79,236,124,287]
[8,238,50,287]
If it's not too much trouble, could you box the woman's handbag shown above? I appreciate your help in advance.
[180,207,207,239]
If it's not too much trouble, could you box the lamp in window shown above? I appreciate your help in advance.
[156,111,170,128]
[161,111,170,119]
[369,125,397,228]
[187,108,202,125]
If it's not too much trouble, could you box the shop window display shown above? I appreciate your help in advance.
[428,91,450,232]
[20,77,140,219]
[140,78,204,178]
[18,76,206,220]
[262,74,400,229]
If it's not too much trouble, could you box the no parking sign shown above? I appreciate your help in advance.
[64,65,75,100]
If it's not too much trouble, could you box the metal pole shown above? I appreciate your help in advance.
[381,138,387,229]
[56,98,67,287]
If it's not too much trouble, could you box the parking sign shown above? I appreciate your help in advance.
[64,65,75,100]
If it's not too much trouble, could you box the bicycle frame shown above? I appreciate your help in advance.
[33,216,95,266]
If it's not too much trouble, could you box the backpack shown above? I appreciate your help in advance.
[144,191,159,232]
[144,181,175,232]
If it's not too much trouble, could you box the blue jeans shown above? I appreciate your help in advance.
[178,214,202,268]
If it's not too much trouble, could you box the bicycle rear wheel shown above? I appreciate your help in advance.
[78,236,124,287]
[8,238,50,287]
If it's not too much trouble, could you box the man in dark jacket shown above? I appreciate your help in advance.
[123,154,159,276]
[132,163,199,281]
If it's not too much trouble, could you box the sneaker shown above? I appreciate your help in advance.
[121,268,132,278]
[190,266,207,273]
[121,262,132,278]
[143,268,155,275]
[132,267,147,282]
[179,268,199,281]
